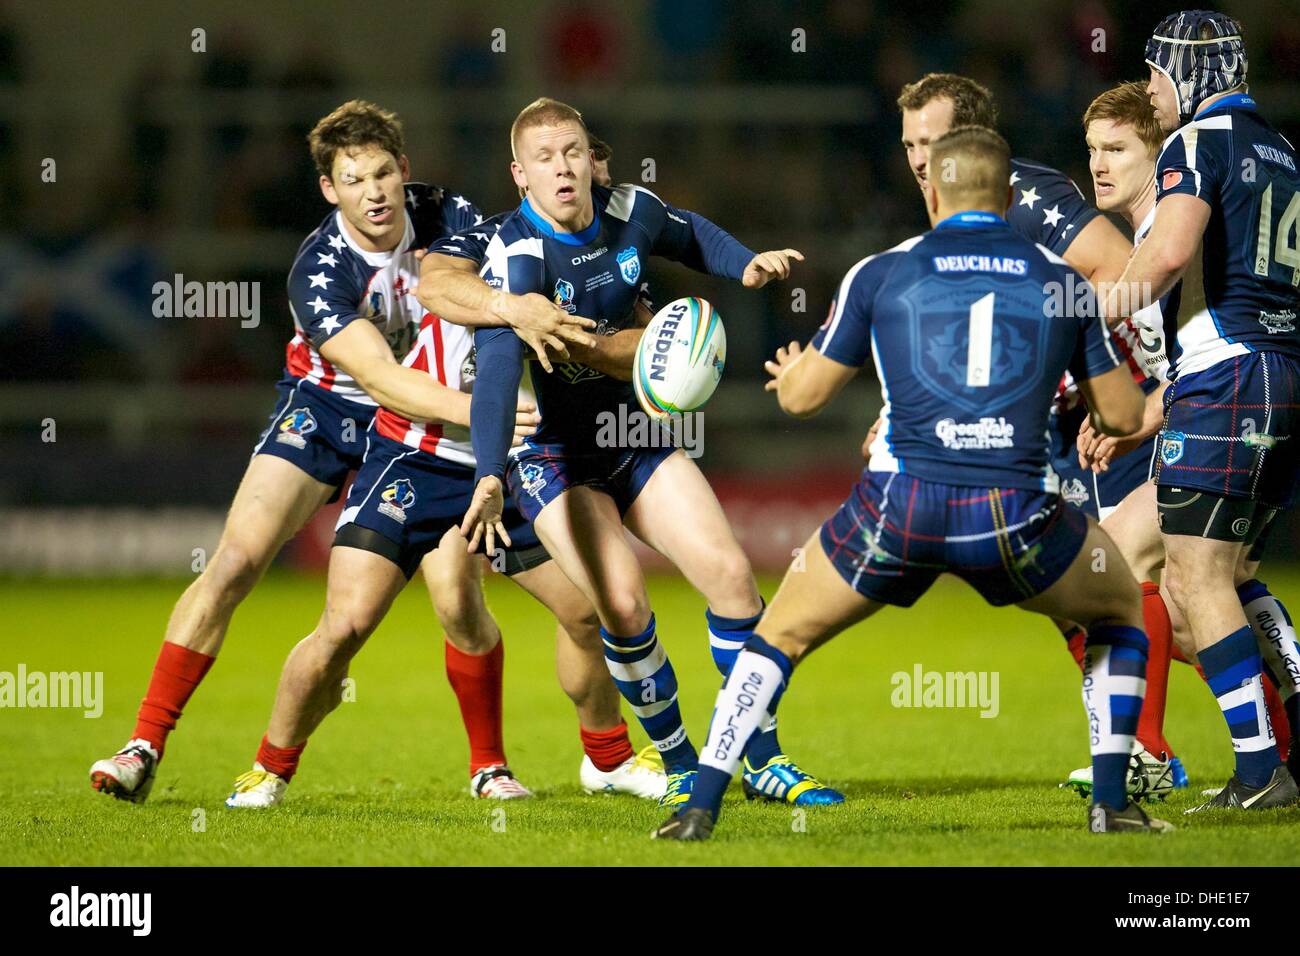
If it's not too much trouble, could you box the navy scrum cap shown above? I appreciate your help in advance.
[1145,10,1247,125]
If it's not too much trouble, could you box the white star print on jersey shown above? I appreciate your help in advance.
[283,182,483,405]
[1004,158,1100,259]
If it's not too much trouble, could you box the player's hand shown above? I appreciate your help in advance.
[1076,416,1146,473]
[763,340,803,391]
[460,476,511,557]
[1077,385,1166,473]
[514,400,540,443]
[743,249,805,289]
[862,414,884,462]
[507,292,598,344]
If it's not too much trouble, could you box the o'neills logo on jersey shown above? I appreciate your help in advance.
[935,417,1015,450]
[571,246,608,265]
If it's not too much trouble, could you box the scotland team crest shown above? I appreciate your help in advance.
[276,407,318,450]
[616,247,641,285]
[553,278,576,313]
[378,478,416,523]
[1159,430,1186,467]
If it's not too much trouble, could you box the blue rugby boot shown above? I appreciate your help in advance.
[741,754,844,805]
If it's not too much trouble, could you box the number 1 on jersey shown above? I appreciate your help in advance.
[966,292,995,387]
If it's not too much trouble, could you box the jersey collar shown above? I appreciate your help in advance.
[935,210,1009,230]
[1194,92,1255,119]
[333,207,413,266]
[520,196,601,246]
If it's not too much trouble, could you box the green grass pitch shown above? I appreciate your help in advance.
[3,570,1300,866]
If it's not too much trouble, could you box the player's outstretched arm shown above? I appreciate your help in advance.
[318,320,471,425]
[1075,364,1144,437]
[655,200,803,287]
[417,253,596,372]
[1102,194,1209,325]
[463,326,525,554]
[764,340,856,418]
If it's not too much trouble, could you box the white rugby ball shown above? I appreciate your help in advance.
[633,297,726,420]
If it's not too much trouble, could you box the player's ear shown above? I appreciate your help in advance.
[319,174,339,207]
[510,160,528,193]
[1004,183,1013,215]
[398,154,411,183]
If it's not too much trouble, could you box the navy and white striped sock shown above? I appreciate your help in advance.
[600,614,697,774]
[706,605,782,768]
[1082,624,1148,809]
[1238,579,1300,740]
[690,635,792,818]
[1200,624,1279,788]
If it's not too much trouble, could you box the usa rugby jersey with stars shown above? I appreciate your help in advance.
[284,182,484,406]
[1154,93,1300,377]
[466,183,755,482]
[1005,157,1100,257]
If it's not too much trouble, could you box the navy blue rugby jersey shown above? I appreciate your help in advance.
[812,210,1121,492]
[1154,93,1300,376]
[467,183,755,481]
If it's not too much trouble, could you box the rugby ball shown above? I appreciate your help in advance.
[633,297,726,420]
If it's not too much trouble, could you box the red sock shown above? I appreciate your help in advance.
[445,640,506,775]
[580,720,635,771]
[132,642,216,757]
[1263,673,1292,761]
[255,734,307,782]
[1136,582,1175,759]
[1061,624,1087,671]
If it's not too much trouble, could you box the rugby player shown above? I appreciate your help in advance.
[655,126,1168,840]
[893,74,1185,785]
[91,100,652,804]
[450,97,842,807]
[1067,80,1294,797]
[1102,11,1300,810]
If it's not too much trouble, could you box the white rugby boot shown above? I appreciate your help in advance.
[580,744,668,800]
[225,763,288,808]
[89,739,159,804]
[470,764,534,799]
